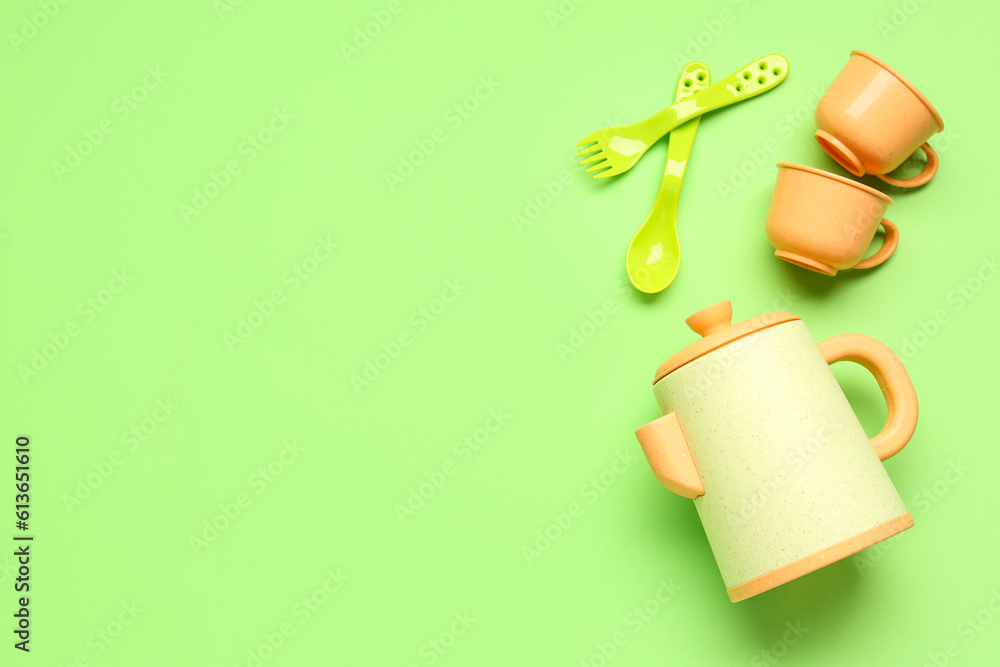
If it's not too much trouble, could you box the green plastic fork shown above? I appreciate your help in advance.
[577,54,789,178]
[626,62,710,293]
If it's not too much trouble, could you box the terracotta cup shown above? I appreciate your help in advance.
[815,50,944,188]
[765,162,898,276]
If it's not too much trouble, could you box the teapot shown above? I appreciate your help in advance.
[635,301,918,602]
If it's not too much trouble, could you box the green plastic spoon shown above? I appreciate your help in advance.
[626,62,710,293]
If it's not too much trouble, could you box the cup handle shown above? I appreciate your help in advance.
[853,219,899,270]
[635,412,705,498]
[875,142,939,188]
[818,334,918,461]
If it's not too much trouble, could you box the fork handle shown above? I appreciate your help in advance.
[647,54,789,139]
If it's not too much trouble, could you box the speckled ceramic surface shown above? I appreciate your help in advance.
[652,320,909,589]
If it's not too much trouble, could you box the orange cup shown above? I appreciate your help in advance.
[814,50,944,188]
[765,163,898,276]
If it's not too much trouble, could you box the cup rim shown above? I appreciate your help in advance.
[850,50,944,132]
[776,162,894,203]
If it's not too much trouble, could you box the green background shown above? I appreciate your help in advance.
[3,0,998,664]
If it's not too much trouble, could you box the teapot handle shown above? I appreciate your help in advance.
[635,413,705,498]
[818,334,919,461]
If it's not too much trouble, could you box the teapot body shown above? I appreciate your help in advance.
[637,303,917,602]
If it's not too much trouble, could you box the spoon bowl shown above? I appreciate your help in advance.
[627,205,682,292]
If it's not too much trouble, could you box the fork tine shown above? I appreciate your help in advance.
[576,133,599,147]
[593,165,618,178]
[580,153,606,166]
[576,144,602,157]
[585,160,611,174]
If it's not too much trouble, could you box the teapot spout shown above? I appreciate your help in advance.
[635,413,705,499]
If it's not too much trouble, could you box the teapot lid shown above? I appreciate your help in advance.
[653,301,799,384]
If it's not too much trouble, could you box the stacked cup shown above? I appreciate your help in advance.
[765,50,944,276]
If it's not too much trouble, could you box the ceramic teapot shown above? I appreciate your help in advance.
[635,301,918,602]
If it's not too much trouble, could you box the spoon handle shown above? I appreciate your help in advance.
[655,63,712,210]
